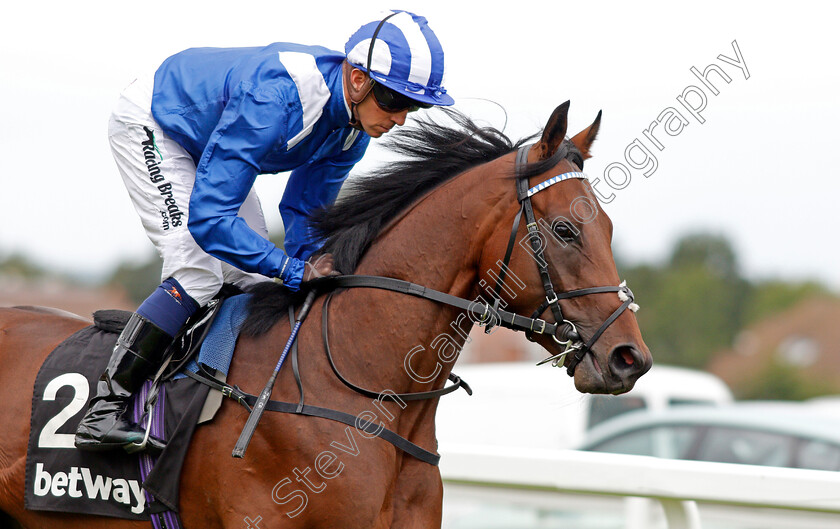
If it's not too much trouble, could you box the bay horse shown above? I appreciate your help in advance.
[0,101,651,528]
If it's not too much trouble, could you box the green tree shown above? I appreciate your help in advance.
[106,253,162,305]
[739,360,836,401]
[620,233,749,368]
[669,233,739,280]
[0,253,49,279]
[743,280,829,325]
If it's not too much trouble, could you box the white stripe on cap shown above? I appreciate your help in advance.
[527,172,588,197]
[277,51,331,150]
[389,11,433,91]
[347,38,393,76]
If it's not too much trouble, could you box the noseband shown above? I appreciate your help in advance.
[492,143,639,375]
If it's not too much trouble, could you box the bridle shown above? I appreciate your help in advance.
[494,143,639,375]
[318,141,638,377]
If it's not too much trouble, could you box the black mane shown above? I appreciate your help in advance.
[242,108,564,336]
[313,108,524,275]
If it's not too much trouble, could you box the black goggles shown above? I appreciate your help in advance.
[370,81,432,113]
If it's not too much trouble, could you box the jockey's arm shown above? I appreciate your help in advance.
[279,133,370,264]
[187,86,306,288]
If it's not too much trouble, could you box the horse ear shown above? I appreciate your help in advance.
[569,110,602,160]
[535,101,570,160]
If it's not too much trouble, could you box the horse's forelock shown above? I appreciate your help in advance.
[515,140,585,180]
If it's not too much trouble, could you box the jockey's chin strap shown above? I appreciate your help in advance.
[343,62,371,131]
[345,12,398,130]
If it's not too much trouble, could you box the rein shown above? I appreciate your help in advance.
[322,290,471,401]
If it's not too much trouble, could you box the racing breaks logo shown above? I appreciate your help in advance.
[142,126,184,230]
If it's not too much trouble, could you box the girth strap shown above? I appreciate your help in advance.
[182,367,441,465]
[255,399,440,465]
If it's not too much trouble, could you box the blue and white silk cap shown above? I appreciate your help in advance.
[345,10,454,107]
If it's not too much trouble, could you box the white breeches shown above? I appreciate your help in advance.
[108,75,270,306]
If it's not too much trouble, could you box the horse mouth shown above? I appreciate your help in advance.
[571,344,651,394]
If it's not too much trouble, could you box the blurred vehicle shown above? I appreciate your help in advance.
[436,362,732,450]
[436,365,840,528]
[803,395,840,418]
[578,402,840,471]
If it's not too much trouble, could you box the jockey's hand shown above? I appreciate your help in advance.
[303,253,341,282]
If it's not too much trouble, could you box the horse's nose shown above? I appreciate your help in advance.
[608,344,651,388]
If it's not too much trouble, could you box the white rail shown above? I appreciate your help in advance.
[439,444,840,529]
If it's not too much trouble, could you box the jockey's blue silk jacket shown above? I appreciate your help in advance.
[151,43,370,291]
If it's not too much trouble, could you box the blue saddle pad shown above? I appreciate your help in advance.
[176,293,251,378]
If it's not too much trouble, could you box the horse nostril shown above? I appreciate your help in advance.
[609,345,641,374]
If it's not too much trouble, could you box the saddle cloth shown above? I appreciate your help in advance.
[24,295,251,519]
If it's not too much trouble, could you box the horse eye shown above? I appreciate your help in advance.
[553,222,578,241]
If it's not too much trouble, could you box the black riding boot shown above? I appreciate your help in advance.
[74,312,172,452]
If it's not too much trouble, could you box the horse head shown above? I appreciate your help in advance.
[479,101,652,394]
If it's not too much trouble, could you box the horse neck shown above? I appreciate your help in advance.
[345,153,517,392]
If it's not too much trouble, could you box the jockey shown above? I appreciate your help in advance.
[75,10,454,452]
